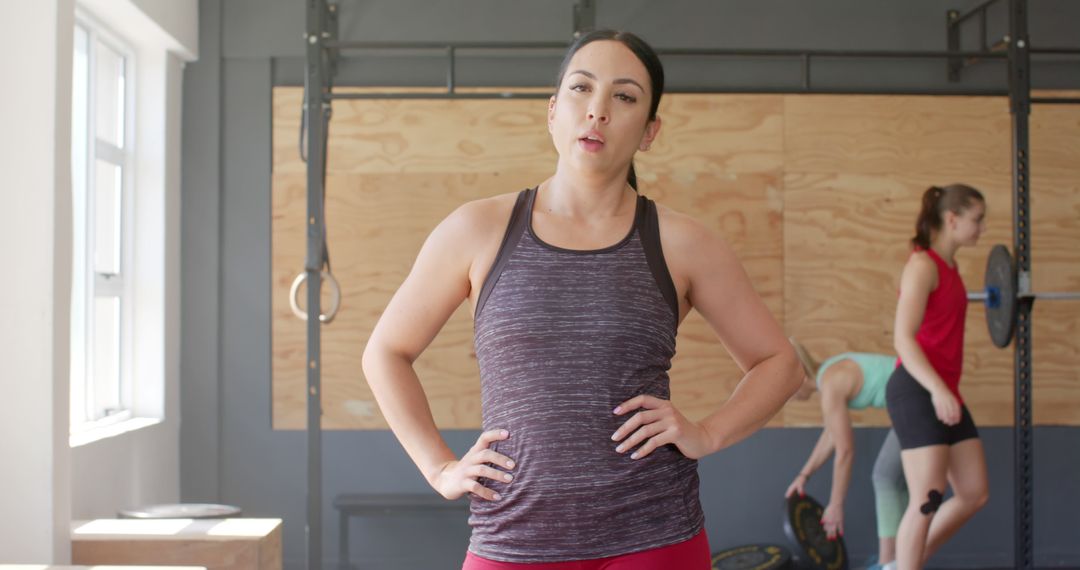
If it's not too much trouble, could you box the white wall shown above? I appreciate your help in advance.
[81,0,198,60]
[0,0,74,562]
[132,0,198,58]
[0,0,196,557]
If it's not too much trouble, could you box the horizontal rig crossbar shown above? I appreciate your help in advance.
[323,41,1013,61]
[968,291,1080,301]
[328,92,552,100]
[325,87,1021,100]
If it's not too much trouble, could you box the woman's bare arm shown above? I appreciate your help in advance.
[362,199,511,495]
[665,209,803,452]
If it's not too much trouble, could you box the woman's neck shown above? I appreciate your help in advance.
[929,237,960,267]
[540,168,636,220]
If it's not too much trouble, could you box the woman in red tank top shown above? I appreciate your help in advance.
[885,184,989,570]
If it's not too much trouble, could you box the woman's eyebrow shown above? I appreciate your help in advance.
[567,70,645,93]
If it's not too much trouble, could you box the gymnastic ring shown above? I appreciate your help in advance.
[289,270,341,324]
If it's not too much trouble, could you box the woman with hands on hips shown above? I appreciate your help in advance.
[362,29,803,570]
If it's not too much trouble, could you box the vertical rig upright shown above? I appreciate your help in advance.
[304,1,328,569]
[1007,0,1034,567]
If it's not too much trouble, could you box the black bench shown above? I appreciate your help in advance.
[334,493,469,569]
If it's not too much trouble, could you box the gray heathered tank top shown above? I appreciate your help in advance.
[468,187,704,563]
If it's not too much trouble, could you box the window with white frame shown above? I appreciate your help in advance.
[70,17,136,431]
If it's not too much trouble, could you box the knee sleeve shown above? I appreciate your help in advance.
[920,489,944,515]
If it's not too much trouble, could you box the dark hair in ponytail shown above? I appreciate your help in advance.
[554,29,664,192]
[912,183,986,249]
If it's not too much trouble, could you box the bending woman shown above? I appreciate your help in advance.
[785,340,907,570]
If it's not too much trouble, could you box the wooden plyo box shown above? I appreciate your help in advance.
[71,518,282,570]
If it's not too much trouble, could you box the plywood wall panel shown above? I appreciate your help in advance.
[271,87,1080,429]
[645,172,785,426]
[639,95,785,175]
[274,88,556,175]
[272,172,539,429]
[784,95,1012,178]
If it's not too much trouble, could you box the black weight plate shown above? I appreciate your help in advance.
[985,244,1016,348]
[711,543,794,570]
[783,494,848,570]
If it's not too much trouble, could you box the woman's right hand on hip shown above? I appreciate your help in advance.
[431,429,516,501]
[931,388,961,426]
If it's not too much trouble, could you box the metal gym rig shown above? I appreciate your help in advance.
[297,1,1080,567]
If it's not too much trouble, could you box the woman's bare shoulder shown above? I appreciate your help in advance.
[653,202,732,258]
[902,250,938,283]
[438,190,526,243]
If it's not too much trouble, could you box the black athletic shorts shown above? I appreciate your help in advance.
[886,364,979,450]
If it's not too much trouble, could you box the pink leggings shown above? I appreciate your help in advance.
[461,530,710,570]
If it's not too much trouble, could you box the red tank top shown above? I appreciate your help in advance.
[898,248,968,402]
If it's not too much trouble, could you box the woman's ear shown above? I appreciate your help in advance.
[944,209,959,231]
[547,95,557,133]
[639,115,662,151]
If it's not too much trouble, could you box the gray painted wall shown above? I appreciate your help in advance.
[181,1,1080,568]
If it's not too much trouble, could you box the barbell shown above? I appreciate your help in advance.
[966,244,1080,348]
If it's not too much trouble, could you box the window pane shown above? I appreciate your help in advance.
[95,40,125,148]
[92,297,122,419]
[94,160,122,275]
